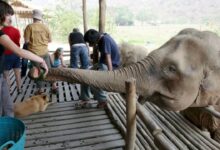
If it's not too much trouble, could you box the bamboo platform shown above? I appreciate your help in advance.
[107,93,220,150]
[23,101,125,150]
[9,71,125,150]
[9,70,220,150]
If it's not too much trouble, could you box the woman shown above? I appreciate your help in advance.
[2,19,22,93]
[50,47,66,93]
[50,47,66,68]
[0,0,48,117]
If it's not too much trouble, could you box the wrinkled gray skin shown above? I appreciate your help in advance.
[45,28,220,112]
[44,28,220,142]
[181,107,220,142]
[46,29,220,111]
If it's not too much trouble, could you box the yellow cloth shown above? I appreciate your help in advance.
[24,22,51,56]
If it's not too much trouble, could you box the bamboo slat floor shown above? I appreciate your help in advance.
[23,101,125,150]
[11,75,79,103]
[9,70,220,150]
[107,93,220,150]
[8,71,125,150]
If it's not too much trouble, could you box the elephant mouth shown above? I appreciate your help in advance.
[156,92,176,102]
[149,92,177,109]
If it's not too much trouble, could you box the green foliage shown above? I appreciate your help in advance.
[87,8,116,33]
[105,13,116,33]
[41,0,220,47]
[45,6,81,42]
[114,7,134,26]
[88,8,99,28]
[136,9,156,24]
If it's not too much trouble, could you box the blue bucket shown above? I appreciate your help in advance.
[0,117,26,150]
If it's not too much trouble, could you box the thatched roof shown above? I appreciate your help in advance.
[10,1,33,18]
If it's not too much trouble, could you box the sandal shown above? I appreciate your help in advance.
[51,88,58,94]
[97,101,108,109]
[75,100,94,109]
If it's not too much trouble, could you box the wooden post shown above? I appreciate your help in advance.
[99,0,106,33]
[82,0,88,34]
[91,0,106,64]
[125,78,136,150]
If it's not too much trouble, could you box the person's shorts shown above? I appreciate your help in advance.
[4,54,21,70]
[31,53,51,68]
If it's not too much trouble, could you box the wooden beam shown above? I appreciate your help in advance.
[125,79,137,150]
[99,0,106,33]
[82,0,88,34]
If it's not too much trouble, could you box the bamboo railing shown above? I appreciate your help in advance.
[125,79,176,150]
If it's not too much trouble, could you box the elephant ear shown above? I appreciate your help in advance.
[191,67,220,108]
[201,69,220,94]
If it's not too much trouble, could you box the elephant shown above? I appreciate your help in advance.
[31,28,220,142]
[119,42,148,67]
[181,106,220,142]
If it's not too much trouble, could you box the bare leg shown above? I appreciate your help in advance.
[13,68,22,91]
[3,70,10,88]
[51,82,58,94]
[52,82,57,89]
[1,77,14,117]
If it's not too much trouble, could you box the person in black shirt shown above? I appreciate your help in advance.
[68,28,90,68]
[68,28,91,101]
[0,0,48,117]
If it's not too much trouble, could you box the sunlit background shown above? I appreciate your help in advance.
[12,0,220,51]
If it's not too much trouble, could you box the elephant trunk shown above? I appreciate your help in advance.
[45,57,154,95]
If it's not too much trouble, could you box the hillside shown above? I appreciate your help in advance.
[26,0,220,24]
[107,0,220,24]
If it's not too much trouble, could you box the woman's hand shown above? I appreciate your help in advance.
[40,59,48,75]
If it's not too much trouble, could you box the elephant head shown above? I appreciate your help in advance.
[44,28,220,111]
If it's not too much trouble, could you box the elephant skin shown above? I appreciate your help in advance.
[41,28,220,141]
[181,107,220,142]
[118,42,148,67]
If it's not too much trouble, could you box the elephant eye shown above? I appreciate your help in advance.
[163,64,178,78]
[168,65,177,73]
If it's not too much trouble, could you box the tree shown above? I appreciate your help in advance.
[114,7,134,26]
[45,5,82,42]
[136,9,156,25]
